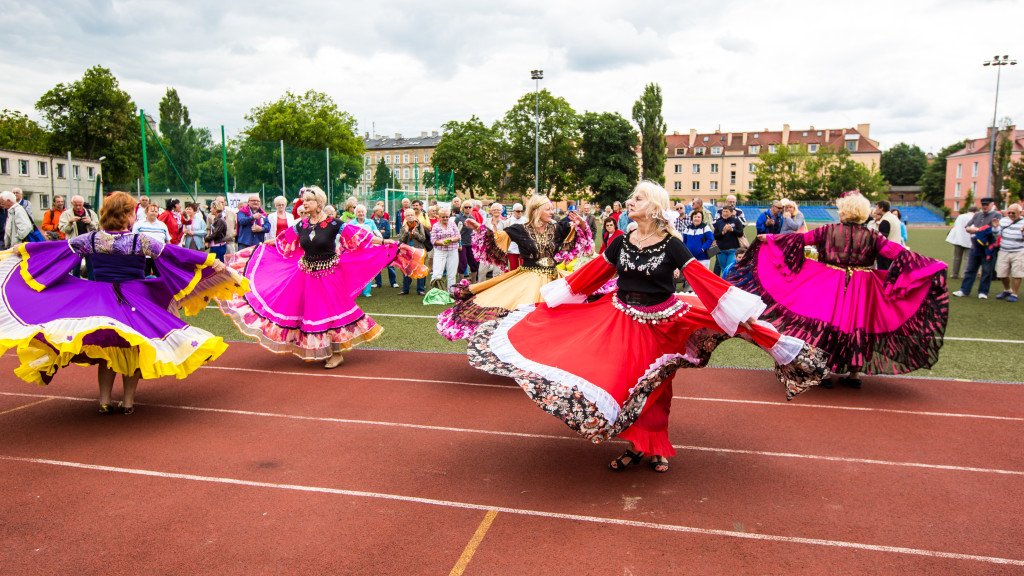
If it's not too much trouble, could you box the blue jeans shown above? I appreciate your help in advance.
[959,248,995,295]
[210,245,227,262]
[717,249,737,277]
[402,274,426,294]
[375,266,397,287]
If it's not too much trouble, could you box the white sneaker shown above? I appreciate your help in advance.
[952,290,965,297]
[391,283,399,288]
[979,293,988,299]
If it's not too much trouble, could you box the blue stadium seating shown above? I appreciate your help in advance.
[731,204,943,225]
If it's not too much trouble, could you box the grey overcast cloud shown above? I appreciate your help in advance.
[2,0,1022,152]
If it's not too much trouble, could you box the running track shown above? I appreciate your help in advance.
[0,344,1022,575]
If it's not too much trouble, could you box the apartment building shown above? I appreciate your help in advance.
[944,126,1024,214]
[360,132,441,195]
[0,149,103,216]
[662,123,881,201]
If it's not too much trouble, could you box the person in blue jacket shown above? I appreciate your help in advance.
[678,210,715,267]
[755,200,784,235]
[236,194,270,249]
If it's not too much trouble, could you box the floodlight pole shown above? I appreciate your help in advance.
[531,69,544,196]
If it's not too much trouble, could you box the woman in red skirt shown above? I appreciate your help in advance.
[468,182,827,473]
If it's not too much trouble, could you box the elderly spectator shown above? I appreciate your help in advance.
[451,197,462,215]
[714,205,745,277]
[946,206,977,279]
[891,208,909,245]
[427,204,439,228]
[131,203,170,276]
[397,208,428,295]
[716,195,746,224]
[581,202,600,246]
[374,200,390,221]
[135,195,150,222]
[180,202,207,250]
[324,205,338,219]
[610,201,623,225]
[779,199,806,234]
[157,198,184,245]
[372,204,398,288]
[470,199,485,224]
[756,200,784,235]
[267,195,296,239]
[617,201,633,232]
[689,198,713,226]
[429,205,462,290]
[59,195,99,239]
[600,217,623,253]
[478,202,507,281]
[412,199,431,229]
[954,198,1002,298]
[505,202,528,270]
[393,197,412,230]
[206,200,229,262]
[13,188,31,219]
[212,195,238,254]
[2,190,34,247]
[340,196,358,223]
[42,195,66,240]
[348,204,382,297]
[236,194,269,249]
[994,204,1024,303]
[455,203,479,281]
[679,210,714,268]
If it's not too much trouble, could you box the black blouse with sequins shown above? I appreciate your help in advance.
[603,233,693,300]
[297,218,342,262]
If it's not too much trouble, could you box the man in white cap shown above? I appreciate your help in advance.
[506,201,528,270]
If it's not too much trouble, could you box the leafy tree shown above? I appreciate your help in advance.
[631,83,667,184]
[918,140,966,206]
[993,125,1014,205]
[430,115,502,198]
[372,158,394,192]
[749,145,808,201]
[148,87,200,192]
[1006,160,1024,202]
[0,109,49,154]
[962,188,975,210]
[36,65,141,187]
[578,111,639,208]
[880,142,928,185]
[497,89,581,199]
[802,146,887,201]
[235,90,363,198]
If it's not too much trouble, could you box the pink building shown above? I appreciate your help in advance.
[945,126,1024,214]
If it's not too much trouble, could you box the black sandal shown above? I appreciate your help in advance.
[98,403,116,415]
[839,376,862,389]
[608,449,645,472]
[650,456,670,473]
[118,402,134,415]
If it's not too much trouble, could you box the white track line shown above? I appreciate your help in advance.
[2,391,1020,476]
[1,455,1021,567]
[197,366,1024,422]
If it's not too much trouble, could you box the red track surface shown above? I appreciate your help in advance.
[1,344,1022,575]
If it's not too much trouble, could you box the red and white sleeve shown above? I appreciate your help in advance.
[682,258,766,335]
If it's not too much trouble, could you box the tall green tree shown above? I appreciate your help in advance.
[497,89,581,199]
[372,158,395,192]
[749,145,809,201]
[992,125,1014,205]
[0,109,49,154]
[578,111,639,208]
[36,65,140,187]
[802,146,887,201]
[150,87,200,192]
[1006,160,1024,202]
[631,83,667,184]
[235,90,364,198]
[430,115,501,198]
[918,140,966,206]
[880,142,928,185]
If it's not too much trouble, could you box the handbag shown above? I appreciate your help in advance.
[26,227,46,243]
[707,242,721,258]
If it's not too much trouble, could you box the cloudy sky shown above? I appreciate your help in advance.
[2,0,1022,153]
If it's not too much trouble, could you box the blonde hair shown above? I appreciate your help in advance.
[344,196,358,211]
[524,195,553,228]
[837,193,871,224]
[300,186,328,211]
[632,181,681,239]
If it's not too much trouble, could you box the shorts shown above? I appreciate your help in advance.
[995,249,1024,278]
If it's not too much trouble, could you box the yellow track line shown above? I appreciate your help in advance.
[449,509,499,576]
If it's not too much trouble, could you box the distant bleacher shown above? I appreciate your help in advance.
[731,204,944,225]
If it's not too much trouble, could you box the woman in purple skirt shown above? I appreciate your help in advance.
[0,192,249,414]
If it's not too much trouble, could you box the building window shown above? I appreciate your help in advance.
[423,153,430,163]
[710,163,719,174]
[40,195,50,209]
[747,181,753,190]
[72,165,80,179]
[692,164,700,174]
[789,144,799,152]
[56,163,65,179]
[845,141,857,152]
[956,164,962,178]
[87,166,95,180]
[749,145,760,154]
[403,168,410,179]
[0,158,7,174]
[972,162,978,177]
[954,201,959,212]
[730,171,736,185]
[37,161,48,177]
[18,159,29,176]
[673,181,682,190]
[413,154,419,163]
[972,181,977,193]
[749,163,757,173]
[955,183,961,197]
[691,181,700,191]
[768,145,777,153]
[808,144,819,153]
[384,154,391,164]
[694,147,706,156]
[753,133,759,139]
[711,146,722,155]
[702,136,709,142]
[673,148,684,155]
[403,153,410,163]
[674,164,682,173]
[710,182,719,191]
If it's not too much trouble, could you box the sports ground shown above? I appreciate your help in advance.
[1,226,1022,575]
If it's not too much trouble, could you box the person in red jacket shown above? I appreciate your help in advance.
[158,199,184,245]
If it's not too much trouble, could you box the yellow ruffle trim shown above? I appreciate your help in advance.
[17,243,46,292]
[175,270,250,316]
[0,325,228,386]
[174,252,217,301]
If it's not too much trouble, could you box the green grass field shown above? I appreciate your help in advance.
[188,226,1023,383]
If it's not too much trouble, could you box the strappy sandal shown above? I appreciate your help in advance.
[98,403,117,415]
[608,449,645,472]
[324,354,345,369]
[118,402,135,415]
[650,456,670,473]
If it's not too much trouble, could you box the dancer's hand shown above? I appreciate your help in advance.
[739,315,758,331]
[463,219,481,231]
[211,259,227,273]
